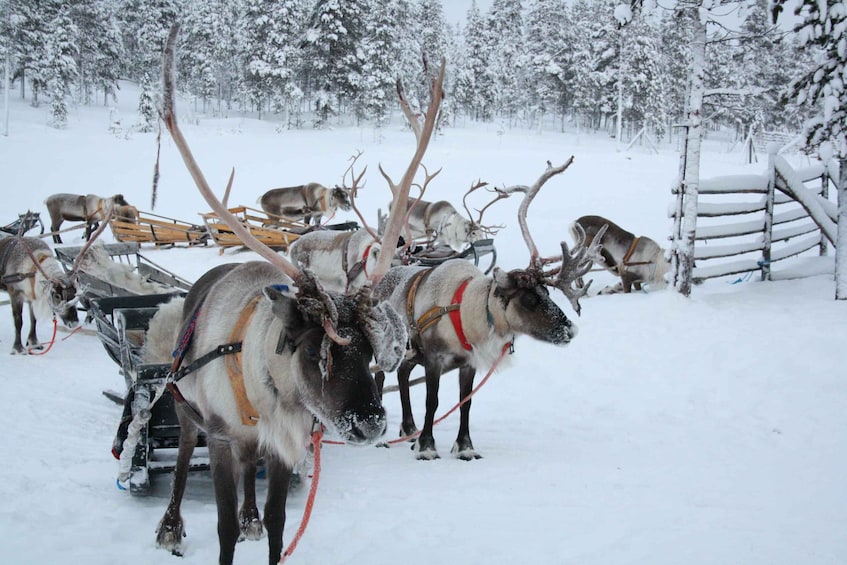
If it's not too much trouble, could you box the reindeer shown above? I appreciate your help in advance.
[0,237,80,353]
[152,26,441,564]
[259,182,351,225]
[44,193,130,244]
[288,228,382,294]
[571,215,669,294]
[373,159,604,461]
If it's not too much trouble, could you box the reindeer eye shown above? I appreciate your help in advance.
[519,291,540,309]
[304,346,319,361]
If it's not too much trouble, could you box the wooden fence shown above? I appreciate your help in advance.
[676,150,838,283]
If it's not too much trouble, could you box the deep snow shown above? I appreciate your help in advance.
[0,86,845,565]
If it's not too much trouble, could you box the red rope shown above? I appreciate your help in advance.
[323,341,512,447]
[279,427,323,564]
[386,341,511,445]
[61,324,85,341]
[28,317,58,356]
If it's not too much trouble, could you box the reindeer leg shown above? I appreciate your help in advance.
[10,297,26,354]
[26,304,41,350]
[415,361,442,460]
[156,406,199,556]
[238,443,263,542]
[208,436,240,565]
[396,361,418,438]
[51,220,63,244]
[263,453,292,565]
[451,365,481,460]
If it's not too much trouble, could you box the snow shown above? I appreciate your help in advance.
[1,85,846,565]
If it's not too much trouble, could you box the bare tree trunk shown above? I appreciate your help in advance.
[672,12,706,296]
[837,157,847,300]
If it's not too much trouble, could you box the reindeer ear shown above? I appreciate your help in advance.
[492,267,511,289]
[362,302,408,373]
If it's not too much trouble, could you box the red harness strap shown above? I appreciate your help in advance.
[448,280,472,351]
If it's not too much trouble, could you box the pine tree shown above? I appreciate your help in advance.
[658,9,693,138]
[486,0,524,124]
[118,0,180,132]
[454,0,492,120]
[304,0,368,127]
[44,2,78,128]
[70,0,123,106]
[523,0,572,130]
[570,0,619,131]
[620,14,667,140]
[241,0,304,122]
[778,0,847,298]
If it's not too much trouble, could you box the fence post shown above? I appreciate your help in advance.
[762,148,776,281]
[820,171,830,256]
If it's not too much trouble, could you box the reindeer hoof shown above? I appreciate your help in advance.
[239,517,264,542]
[155,523,185,556]
[451,444,482,461]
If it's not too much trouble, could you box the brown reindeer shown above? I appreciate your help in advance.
[152,26,443,565]
[571,215,669,293]
[0,237,80,353]
[373,159,604,461]
[44,192,130,243]
[259,182,351,225]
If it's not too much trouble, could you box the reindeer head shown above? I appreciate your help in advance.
[491,267,576,345]
[37,273,80,329]
[263,274,405,443]
[461,181,507,244]
[330,185,352,212]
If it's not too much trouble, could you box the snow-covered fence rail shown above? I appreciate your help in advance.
[680,150,835,283]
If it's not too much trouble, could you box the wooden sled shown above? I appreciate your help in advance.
[199,205,307,251]
[110,208,210,247]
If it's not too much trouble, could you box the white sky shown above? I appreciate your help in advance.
[443,0,495,26]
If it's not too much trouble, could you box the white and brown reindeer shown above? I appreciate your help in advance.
[0,237,80,353]
[571,215,669,293]
[373,158,605,461]
[259,182,351,225]
[149,26,442,565]
[44,192,131,243]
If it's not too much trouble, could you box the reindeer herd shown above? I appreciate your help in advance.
[0,27,672,565]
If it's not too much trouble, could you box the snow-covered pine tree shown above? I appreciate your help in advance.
[777,0,847,299]
[44,2,78,128]
[619,9,668,141]
[4,0,50,105]
[454,0,493,121]
[658,9,693,140]
[485,0,524,125]
[118,0,180,132]
[241,0,304,122]
[304,0,368,127]
[523,0,572,132]
[569,0,620,132]
[360,0,398,128]
[70,0,123,107]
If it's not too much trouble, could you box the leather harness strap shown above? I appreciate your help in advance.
[167,295,262,426]
[407,269,473,352]
[225,295,262,426]
[622,236,641,266]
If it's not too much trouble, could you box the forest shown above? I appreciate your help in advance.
[0,0,817,142]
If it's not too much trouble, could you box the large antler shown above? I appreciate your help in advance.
[160,25,353,345]
[513,157,603,315]
[542,222,607,316]
[370,57,446,281]
[463,181,508,237]
[161,26,298,281]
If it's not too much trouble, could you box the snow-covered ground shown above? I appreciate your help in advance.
[1,87,845,565]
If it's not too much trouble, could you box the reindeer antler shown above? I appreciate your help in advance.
[512,156,602,315]
[160,25,359,344]
[371,57,445,281]
[463,181,509,237]
[541,223,607,316]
